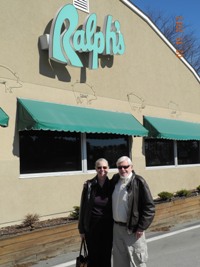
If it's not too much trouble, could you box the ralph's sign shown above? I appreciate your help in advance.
[40,4,125,69]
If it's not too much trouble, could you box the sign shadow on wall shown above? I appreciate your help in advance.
[38,20,71,82]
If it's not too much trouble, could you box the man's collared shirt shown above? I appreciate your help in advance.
[112,173,132,223]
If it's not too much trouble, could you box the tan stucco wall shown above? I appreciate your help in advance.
[0,0,200,226]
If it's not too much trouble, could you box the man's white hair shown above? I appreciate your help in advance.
[116,156,133,166]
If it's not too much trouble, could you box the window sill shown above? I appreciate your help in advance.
[19,169,118,179]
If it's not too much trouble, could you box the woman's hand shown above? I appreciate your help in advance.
[80,233,85,239]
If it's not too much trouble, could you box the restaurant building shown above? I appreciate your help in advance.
[0,0,200,226]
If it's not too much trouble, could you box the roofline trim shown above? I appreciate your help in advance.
[121,0,200,83]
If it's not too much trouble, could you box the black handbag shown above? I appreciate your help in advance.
[76,239,88,267]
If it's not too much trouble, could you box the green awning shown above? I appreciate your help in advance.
[144,116,200,140]
[17,98,148,136]
[0,108,9,127]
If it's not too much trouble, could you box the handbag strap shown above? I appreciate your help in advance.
[79,239,88,257]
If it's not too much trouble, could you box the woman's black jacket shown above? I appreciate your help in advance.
[78,176,112,234]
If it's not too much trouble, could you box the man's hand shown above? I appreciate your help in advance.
[135,229,143,239]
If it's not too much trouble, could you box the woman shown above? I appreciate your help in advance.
[78,158,113,267]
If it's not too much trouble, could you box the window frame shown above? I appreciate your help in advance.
[19,131,131,178]
[145,138,200,169]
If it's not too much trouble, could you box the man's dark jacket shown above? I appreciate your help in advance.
[111,172,155,232]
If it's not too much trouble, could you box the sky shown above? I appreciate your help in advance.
[130,0,200,41]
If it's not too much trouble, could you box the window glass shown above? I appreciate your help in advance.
[145,139,174,167]
[19,131,131,174]
[86,133,130,169]
[19,130,81,174]
[177,140,200,165]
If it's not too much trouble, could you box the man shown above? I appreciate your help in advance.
[112,156,155,267]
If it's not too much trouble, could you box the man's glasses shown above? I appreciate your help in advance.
[117,165,130,170]
[97,166,108,170]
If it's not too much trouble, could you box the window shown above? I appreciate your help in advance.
[177,141,200,165]
[19,130,130,174]
[86,133,130,169]
[145,139,174,167]
[19,131,81,174]
[145,138,200,167]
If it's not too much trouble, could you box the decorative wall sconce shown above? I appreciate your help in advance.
[0,65,22,93]
[72,81,97,104]
[168,100,181,116]
[127,92,145,112]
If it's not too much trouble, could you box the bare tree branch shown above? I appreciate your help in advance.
[145,8,200,76]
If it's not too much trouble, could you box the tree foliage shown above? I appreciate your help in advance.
[146,9,200,76]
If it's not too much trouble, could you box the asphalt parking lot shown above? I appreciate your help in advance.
[32,220,200,267]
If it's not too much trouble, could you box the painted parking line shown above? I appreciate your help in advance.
[147,224,200,243]
[53,224,200,267]
[52,261,76,267]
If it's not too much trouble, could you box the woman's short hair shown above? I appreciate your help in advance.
[95,158,109,168]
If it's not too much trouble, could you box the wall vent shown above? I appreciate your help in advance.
[73,0,89,13]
